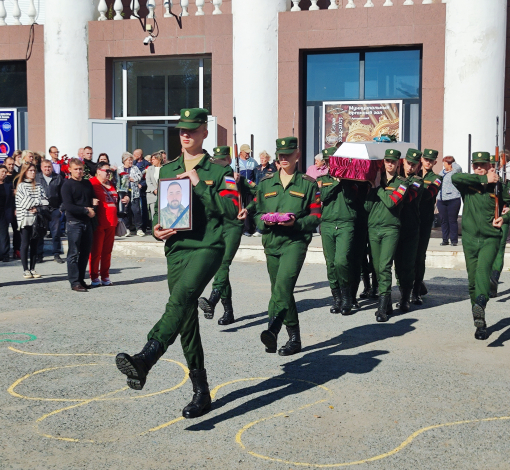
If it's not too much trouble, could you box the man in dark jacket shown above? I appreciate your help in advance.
[36,160,65,264]
[0,165,14,262]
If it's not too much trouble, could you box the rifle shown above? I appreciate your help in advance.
[494,116,502,218]
[233,114,242,213]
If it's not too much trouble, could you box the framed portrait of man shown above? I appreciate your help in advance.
[158,178,192,231]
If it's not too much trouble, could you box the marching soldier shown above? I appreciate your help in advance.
[255,137,321,356]
[199,146,257,325]
[490,152,509,297]
[394,149,424,312]
[365,149,410,322]
[115,108,240,419]
[317,147,361,315]
[413,149,442,304]
[452,152,510,339]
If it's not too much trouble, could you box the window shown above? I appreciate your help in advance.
[114,57,212,119]
[0,61,27,108]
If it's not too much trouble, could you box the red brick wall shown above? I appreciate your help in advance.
[278,3,447,167]
[0,25,45,153]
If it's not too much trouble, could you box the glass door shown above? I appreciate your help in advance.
[131,126,167,157]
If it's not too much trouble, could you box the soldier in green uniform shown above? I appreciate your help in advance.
[115,109,240,418]
[198,146,257,325]
[413,149,442,304]
[159,181,190,229]
[317,147,366,314]
[452,151,510,339]
[365,149,410,322]
[394,149,424,312]
[489,152,509,297]
[256,137,321,356]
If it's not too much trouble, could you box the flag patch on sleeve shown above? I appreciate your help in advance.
[225,176,237,190]
[413,181,420,188]
[434,178,442,186]
[397,185,407,195]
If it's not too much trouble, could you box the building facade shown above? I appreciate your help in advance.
[0,0,507,171]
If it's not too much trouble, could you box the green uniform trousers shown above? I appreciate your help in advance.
[368,226,400,296]
[492,223,509,273]
[211,223,244,299]
[415,219,433,287]
[321,222,356,289]
[148,248,223,370]
[462,234,500,305]
[266,241,307,327]
[394,228,420,290]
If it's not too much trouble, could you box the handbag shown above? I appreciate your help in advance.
[115,219,128,237]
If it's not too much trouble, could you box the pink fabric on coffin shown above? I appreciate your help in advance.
[329,157,382,182]
[261,213,295,223]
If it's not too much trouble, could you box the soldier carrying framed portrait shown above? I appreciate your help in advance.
[158,177,192,231]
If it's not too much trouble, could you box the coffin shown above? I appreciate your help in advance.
[329,141,417,181]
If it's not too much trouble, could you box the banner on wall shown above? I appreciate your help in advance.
[0,108,17,162]
[322,100,402,149]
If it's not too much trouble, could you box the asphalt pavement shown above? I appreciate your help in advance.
[1,255,510,469]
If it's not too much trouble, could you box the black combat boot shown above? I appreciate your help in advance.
[369,275,379,299]
[474,321,488,340]
[260,317,283,353]
[198,289,221,320]
[489,270,500,298]
[330,288,341,314]
[397,287,412,313]
[278,324,302,356]
[351,283,361,310]
[375,294,390,323]
[218,298,235,325]
[340,285,353,316]
[412,282,423,305]
[359,273,371,299]
[116,339,164,390]
[182,369,212,419]
[472,294,487,330]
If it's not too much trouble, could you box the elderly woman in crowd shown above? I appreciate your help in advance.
[14,163,49,279]
[437,156,462,246]
[306,153,329,180]
[254,150,277,185]
[117,152,143,237]
[12,150,22,172]
[21,150,34,166]
[146,151,164,222]
[88,161,129,287]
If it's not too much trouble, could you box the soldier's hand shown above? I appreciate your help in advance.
[487,168,499,184]
[502,206,509,215]
[493,217,504,228]
[279,215,295,227]
[237,208,248,220]
[154,223,177,240]
[234,172,240,183]
[177,170,200,186]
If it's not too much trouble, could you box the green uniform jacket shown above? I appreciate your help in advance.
[226,176,258,229]
[317,175,360,224]
[400,175,424,230]
[451,174,510,238]
[365,174,410,229]
[255,171,321,254]
[153,153,239,255]
[419,170,442,224]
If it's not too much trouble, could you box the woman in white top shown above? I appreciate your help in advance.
[14,163,49,279]
[145,151,164,222]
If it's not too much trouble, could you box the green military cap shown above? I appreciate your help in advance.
[472,151,491,163]
[405,148,422,164]
[423,149,439,160]
[276,136,298,155]
[384,149,401,161]
[490,154,497,164]
[322,147,336,159]
[213,146,231,158]
[175,108,209,130]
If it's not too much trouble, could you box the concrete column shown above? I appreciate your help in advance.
[443,0,507,170]
[44,0,97,156]
[232,0,288,161]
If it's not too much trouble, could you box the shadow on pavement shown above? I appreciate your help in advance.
[113,274,168,286]
[294,281,330,293]
[487,317,510,347]
[186,318,416,432]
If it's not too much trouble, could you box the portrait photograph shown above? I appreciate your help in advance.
[158,178,192,231]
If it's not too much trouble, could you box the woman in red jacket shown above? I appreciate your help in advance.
[88,161,129,286]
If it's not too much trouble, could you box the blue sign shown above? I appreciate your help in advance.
[0,108,17,160]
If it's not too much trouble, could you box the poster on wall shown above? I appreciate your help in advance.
[0,108,17,162]
[322,100,402,149]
